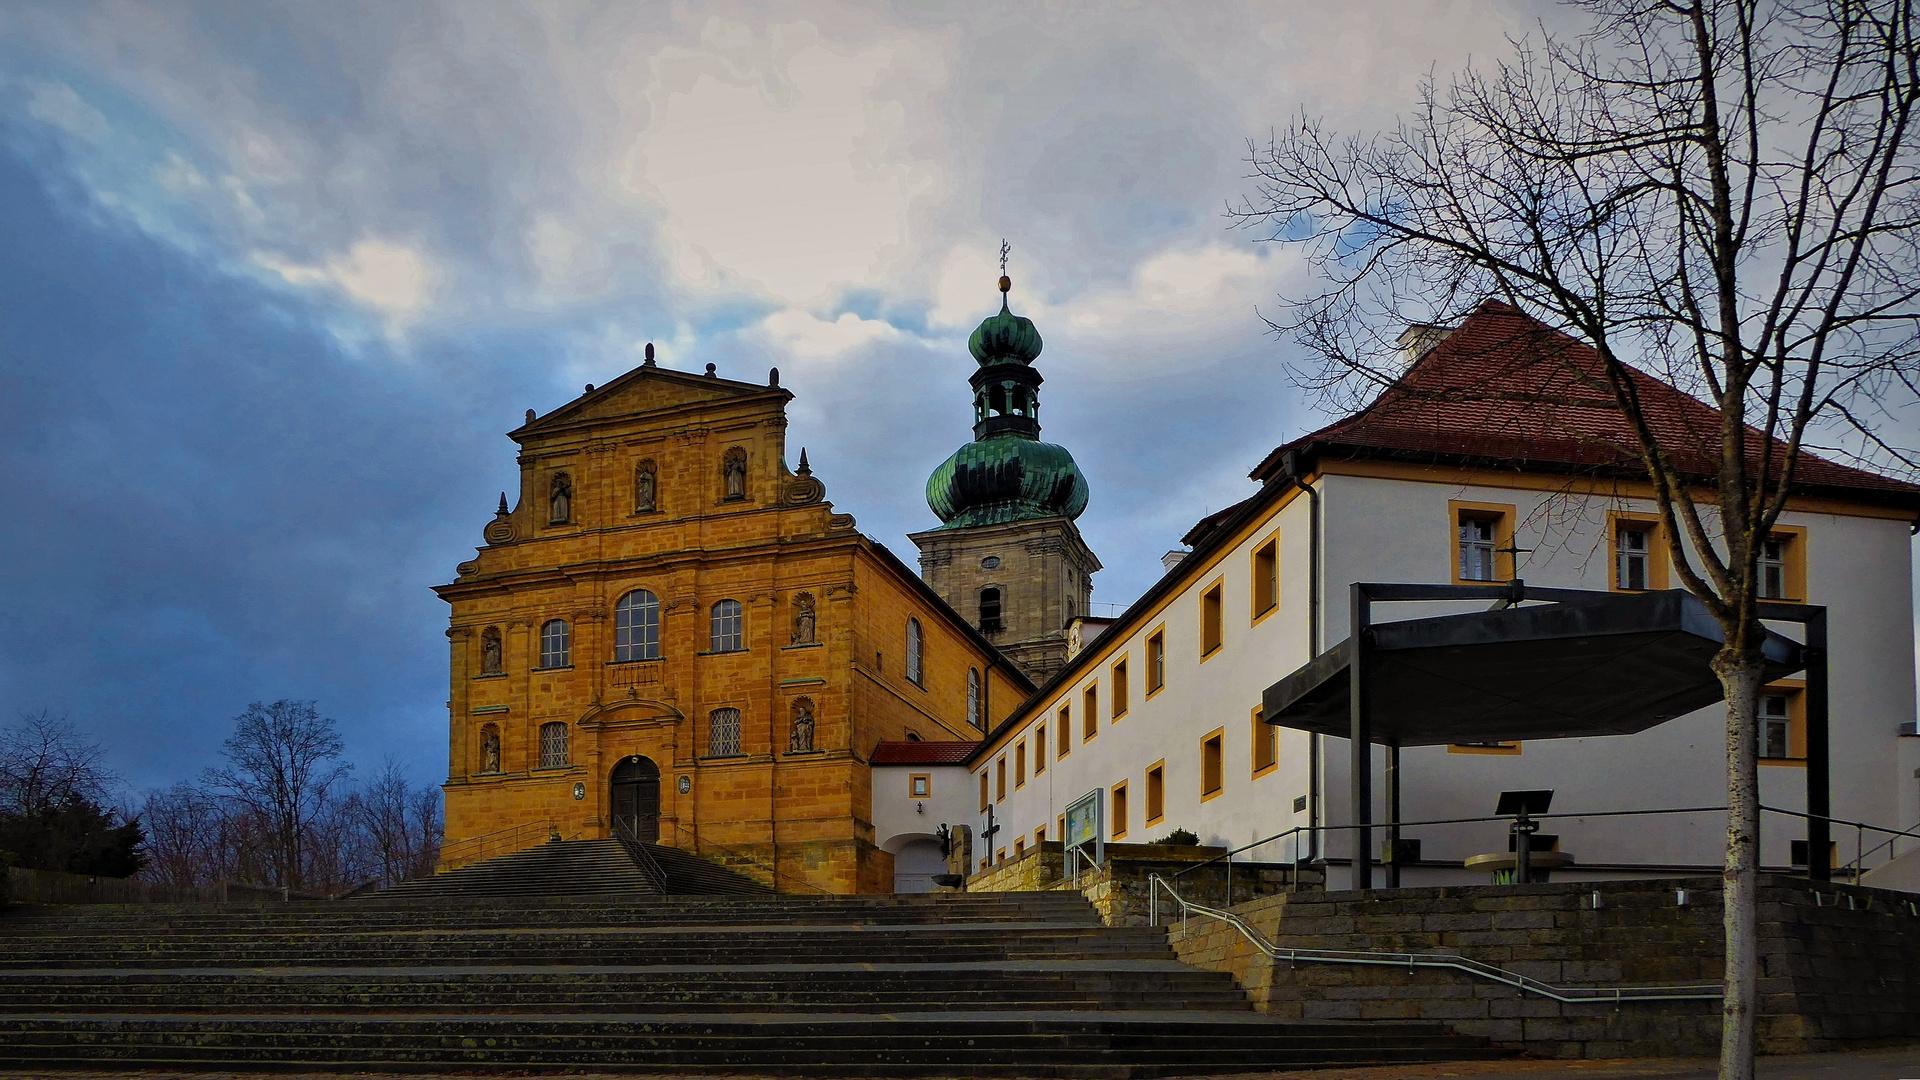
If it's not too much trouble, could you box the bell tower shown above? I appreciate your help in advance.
[910,271,1099,683]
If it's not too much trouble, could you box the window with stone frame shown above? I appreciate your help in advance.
[905,618,924,685]
[538,722,569,769]
[709,599,744,653]
[538,619,570,669]
[978,587,1003,633]
[708,707,742,757]
[614,590,661,661]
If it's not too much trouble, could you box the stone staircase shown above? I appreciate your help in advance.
[369,837,767,900]
[0,890,1504,1075]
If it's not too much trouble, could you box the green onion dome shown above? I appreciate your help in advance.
[926,275,1088,528]
[927,436,1089,528]
[968,287,1044,367]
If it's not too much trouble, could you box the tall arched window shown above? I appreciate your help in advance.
[538,721,569,769]
[710,600,744,653]
[967,668,981,727]
[614,590,661,662]
[539,619,570,668]
[979,588,1003,633]
[905,618,923,686]
[709,708,742,756]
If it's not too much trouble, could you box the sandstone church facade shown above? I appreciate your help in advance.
[436,347,1029,894]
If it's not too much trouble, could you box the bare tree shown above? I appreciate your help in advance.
[0,711,115,819]
[1237,3,1920,1076]
[357,759,444,888]
[203,700,352,890]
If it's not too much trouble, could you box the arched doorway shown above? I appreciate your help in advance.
[609,756,661,843]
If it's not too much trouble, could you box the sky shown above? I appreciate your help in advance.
[0,0,1557,795]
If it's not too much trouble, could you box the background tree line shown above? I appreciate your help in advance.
[1,700,441,895]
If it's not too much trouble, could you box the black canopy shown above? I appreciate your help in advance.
[1263,589,1805,747]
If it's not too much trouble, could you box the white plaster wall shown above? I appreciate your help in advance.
[871,763,972,855]
[966,468,1918,882]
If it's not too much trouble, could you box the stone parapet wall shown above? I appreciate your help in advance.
[964,842,1317,926]
[1166,873,1920,1058]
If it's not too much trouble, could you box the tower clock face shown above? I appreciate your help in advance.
[980,556,1000,569]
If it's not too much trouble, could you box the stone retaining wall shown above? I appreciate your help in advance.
[964,841,1317,925]
[1166,873,1920,1058]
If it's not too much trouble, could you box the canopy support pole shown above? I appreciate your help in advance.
[1806,609,1830,882]
[1350,584,1373,894]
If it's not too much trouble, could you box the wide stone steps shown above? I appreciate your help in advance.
[0,1014,1500,1076]
[0,962,1254,1013]
[368,839,769,900]
[0,887,1504,1074]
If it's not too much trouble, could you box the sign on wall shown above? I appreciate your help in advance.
[1064,788,1104,876]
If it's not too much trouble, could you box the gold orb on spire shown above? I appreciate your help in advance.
[999,275,1011,293]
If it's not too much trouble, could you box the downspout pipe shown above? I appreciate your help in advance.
[1281,449,1322,864]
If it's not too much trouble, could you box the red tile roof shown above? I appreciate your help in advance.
[870,741,978,765]
[1251,300,1920,513]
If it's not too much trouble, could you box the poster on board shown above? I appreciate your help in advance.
[1063,788,1103,877]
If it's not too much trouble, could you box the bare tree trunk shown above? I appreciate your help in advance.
[1714,649,1765,1080]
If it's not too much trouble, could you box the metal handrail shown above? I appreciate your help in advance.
[1169,803,1920,884]
[438,819,557,870]
[1146,875,1722,1003]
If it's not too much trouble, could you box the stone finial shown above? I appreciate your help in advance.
[797,448,811,476]
[585,383,595,393]
[705,363,717,378]
[769,367,780,386]
[644,342,656,366]
[496,493,509,514]
[525,408,536,424]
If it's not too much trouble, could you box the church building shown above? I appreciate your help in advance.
[436,348,1029,894]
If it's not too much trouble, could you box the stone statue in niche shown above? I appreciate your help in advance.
[480,627,503,675]
[790,698,815,753]
[634,459,657,512]
[723,447,747,500]
[549,472,572,523]
[791,592,816,645]
[481,725,501,773]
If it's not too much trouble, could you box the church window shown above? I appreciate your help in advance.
[538,620,570,669]
[980,556,1000,570]
[966,668,981,727]
[614,590,661,662]
[538,722,569,769]
[978,588,1002,634]
[708,708,742,757]
[905,619,924,685]
[710,600,744,653]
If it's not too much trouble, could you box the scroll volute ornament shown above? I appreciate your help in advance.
[484,492,516,545]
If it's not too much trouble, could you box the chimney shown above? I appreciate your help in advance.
[1161,549,1189,572]
[1396,323,1453,365]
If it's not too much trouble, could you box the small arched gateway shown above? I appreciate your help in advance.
[610,756,661,843]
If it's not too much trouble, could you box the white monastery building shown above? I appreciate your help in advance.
[876,300,1920,891]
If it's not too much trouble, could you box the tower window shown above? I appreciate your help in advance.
[538,722,569,769]
[614,590,661,662]
[708,708,742,757]
[538,619,570,669]
[979,588,1003,634]
[905,618,924,685]
[710,599,744,653]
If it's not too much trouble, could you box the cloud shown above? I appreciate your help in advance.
[258,238,436,315]
[757,308,908,360]
[22,79,108,143]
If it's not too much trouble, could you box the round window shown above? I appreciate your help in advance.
[980,556,1001,569]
